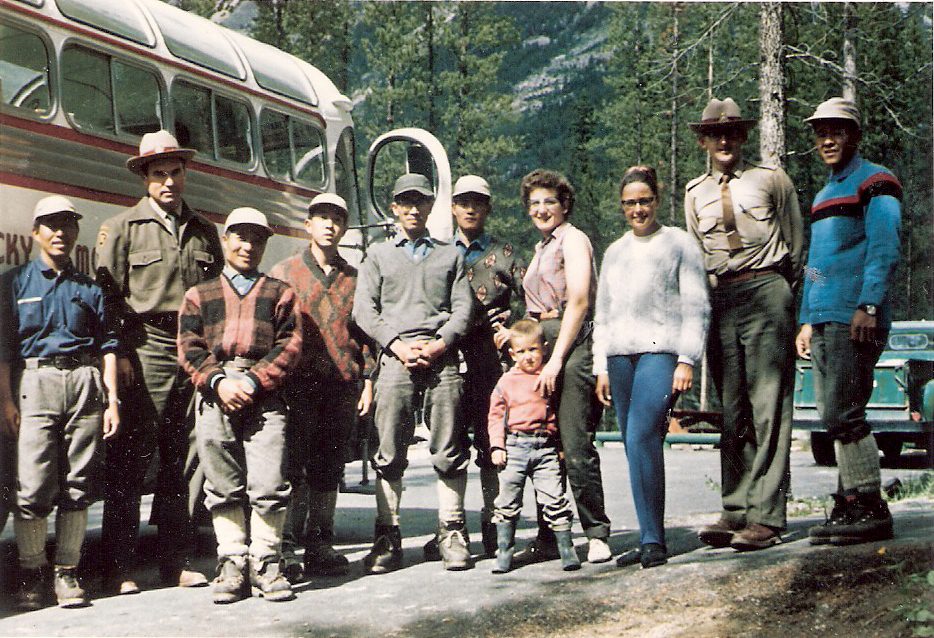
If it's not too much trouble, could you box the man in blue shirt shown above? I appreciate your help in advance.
[0,196,120,610]
[795,97,902,545]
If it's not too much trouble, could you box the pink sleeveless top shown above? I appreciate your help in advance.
[523,222,595,316]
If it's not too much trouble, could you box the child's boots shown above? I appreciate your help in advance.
[492,522,516,574]
[555,529,581,571]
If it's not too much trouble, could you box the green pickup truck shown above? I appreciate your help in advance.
[793,320,934,467]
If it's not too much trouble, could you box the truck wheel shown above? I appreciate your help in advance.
[874,434,902,466]
[810,432,837,466]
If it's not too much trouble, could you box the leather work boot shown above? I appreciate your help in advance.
[53,567,88,608]
[212,555,249,605]
[363,525,403,575]
[555,530,581,571]
[730,522,782,551]
[808,493,851,546]
[304,529,350,576]
[697,516,745,548]
[249,558,295,602]
[491,522,516,574]
[17,567,48,611]
[480,521,498,558]
[438,522,473,571]
[813,492,893,546]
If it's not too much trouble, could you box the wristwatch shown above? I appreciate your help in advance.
[859,304,878,317]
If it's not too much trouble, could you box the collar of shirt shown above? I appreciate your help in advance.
[223,264,261,295]
[395,232,435,261]
[35,257,75,281]
[454,231,492,265]
[147,197,182,235]
[832,153,863,182]
[710,160,748,181]
[303,247,346,282]
[537,221,569,250]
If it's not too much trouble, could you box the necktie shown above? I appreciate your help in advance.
[720,174,743,251]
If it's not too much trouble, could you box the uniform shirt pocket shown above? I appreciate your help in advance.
[192,250,216,278]
[128,249,165,291]
[16,297,44,333]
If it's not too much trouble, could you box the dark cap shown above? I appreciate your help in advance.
[392,173,434,199]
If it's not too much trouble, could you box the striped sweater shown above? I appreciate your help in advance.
[178,273,302,393]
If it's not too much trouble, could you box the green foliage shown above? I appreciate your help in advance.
[898,569,934,636]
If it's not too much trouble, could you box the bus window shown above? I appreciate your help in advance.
[56,0,156,48]
[172,81,253,166]
[62,45,162,139]
[0,22,51,115]
[172,80,214,157]
[260,109,325,188]
[215,94,252,165]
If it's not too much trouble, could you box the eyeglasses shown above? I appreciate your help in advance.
[528,197,562,210]
[620,197,656,210]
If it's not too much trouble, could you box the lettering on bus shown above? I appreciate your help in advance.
[0,231,93,275]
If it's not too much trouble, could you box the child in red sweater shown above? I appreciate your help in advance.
[488,319,579,573]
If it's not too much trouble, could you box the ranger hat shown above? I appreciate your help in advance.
[308,193,348,217]
[33,195,81,222]
[689,97,757,134]
[452,175,491,199]
[126,130,196,175]
[804,97,862,129]
[223,207,272,236]
[392,173,434,199]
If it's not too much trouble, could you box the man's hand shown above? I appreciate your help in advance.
[0,399,20,439]
[850,309,877,343]
[493,325,512,350]
[534,358,563,398]
[103,400,120,439]
[417,338,447,366]
[795,323,813,359]
[117,356,134,388]
[217,378,254,413]
[595,373,612,407]
[491,448,507,469]
[672,363,694,393]
[357,379,374,416]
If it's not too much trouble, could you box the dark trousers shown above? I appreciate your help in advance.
[461,327,505,469]
[810,322,886,443]
[708,273,794,530]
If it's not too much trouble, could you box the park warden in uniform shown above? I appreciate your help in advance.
[685,98,804,552]
[95,130,223,593]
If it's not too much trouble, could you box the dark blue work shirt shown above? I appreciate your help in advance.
[0,258,119,362]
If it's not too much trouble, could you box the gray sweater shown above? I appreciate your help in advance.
[353,236,474,350]
[592,225,710,374]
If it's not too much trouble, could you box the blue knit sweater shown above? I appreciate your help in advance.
[799,154,902,329]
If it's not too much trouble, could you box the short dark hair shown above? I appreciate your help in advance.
[619,165,660,199]
[520,169,575,217]
[508,318,545,348]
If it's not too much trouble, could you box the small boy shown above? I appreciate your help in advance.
[488,319,579,573]
[0,196,120,609]
[270,193,373,581]
[178,208,302,604]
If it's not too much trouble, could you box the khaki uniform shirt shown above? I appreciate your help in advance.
[94,198,222,347]
[684,160,803,287]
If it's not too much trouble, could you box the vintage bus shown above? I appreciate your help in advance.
[0,0,453,277]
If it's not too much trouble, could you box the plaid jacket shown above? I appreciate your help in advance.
[178,273,302,393]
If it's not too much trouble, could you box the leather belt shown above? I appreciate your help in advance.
[717,266,780,286]
[23,353,99,370]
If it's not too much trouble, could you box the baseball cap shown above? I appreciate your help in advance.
[308,193,348,217]
[33,195,81,223]
[452,175,491,199]
[392,173,434,199]
[223,207,272,235]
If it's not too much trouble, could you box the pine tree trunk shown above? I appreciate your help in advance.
[843,3,858,102]
[669,4,680,225]
[758,2,785,165]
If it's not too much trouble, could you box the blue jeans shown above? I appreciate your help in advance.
[606,354,677,547]
[493,433,573,531]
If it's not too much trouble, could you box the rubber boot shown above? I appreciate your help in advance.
[554,530,581,571]
[491,522,515,574]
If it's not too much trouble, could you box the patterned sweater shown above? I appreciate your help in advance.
[178,273,302,393]
[269,249,372,382]
[456,234,526,333]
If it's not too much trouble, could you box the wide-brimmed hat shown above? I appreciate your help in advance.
[804,97,861,129]
[392,173,434,199]
[223,207,272,236]
[126,130,196,175]
[33,195,81,223]
[307,193,348,217]
[452,175,491,199]
[689,97,757,134]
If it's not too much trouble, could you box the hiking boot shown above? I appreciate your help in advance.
[212,555,249,604]
[639,543,668,569]
[808,493,852,546]
[697,516,745,548]
[304,542,350,576]
[363,525,403,575]
[555,530,581,571]
[513,536,559,566]
[438,523,473,571]
[730,523,782,552]
[17,567,48,611]
[481,521,498,558]
[587,537,612,563]
[249,558,295,602]
[53,567,88,608]
[492,522,516,574]
[813,492,894,546]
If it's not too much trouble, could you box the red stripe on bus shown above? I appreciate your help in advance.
[0,172,308,239]
[0,0,326,126]
[0,114,323,199]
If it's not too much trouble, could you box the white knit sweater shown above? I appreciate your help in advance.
[592,225,710,375]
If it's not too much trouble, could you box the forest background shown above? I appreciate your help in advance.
[176,1,933,412]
